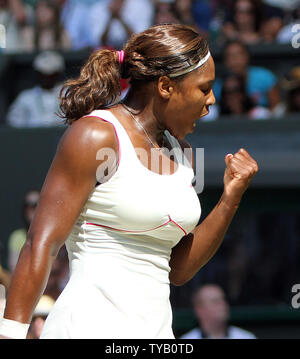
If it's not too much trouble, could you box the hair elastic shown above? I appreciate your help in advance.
[117,50,125,64]
[168,51,211,78]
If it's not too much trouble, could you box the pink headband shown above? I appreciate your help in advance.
[117,50,125,64]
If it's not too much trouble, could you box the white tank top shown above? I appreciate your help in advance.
[41,109,201,339]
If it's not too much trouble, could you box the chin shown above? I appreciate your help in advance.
[200,110,209,118]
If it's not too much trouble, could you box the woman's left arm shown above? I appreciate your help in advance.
[169,148,258,286]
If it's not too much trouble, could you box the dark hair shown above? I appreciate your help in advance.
[223,39,249,56]
[232,0,263,32]
[219,72,254,115]
[223,39,251,65]
[34,0,64,50]
[59,24,209,125]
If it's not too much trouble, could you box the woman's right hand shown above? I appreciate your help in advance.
[222,148,259,207]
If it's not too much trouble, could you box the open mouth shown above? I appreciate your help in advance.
[200,108,210,118]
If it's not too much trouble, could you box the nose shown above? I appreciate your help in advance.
[206,89,216,106]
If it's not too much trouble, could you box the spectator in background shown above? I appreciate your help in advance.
[220,0,285,44]
[218,71,274,119]
[7,189,40,273]
[190,0,215,38]
[60,0,100,50]
[219,72,256,116]
[89,0,154,49]
[0,264,11,292]
[26,295,55,339]
[174,0,195,25]
[43,245,69,301]
[153,0,181,25]
[0,0,34,53]
[180,284,256,339]
[213,40,282,116]
[281,66,300,114]
[22,0,70,51]
[6,50,65,127]
[259,0,285,43]
[221,0,264,44]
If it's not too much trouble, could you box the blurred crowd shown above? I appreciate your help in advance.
[0,0,299,127]
[0,189,69,339]
[1,0,300,53]
[0,1,299,339]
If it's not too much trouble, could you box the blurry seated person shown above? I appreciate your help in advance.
[180,284,256,339]
[153,0,181,25]
[219,72,255,116]
[213,40,282,116]
[221,0,263,45]
[6,51,65,128]
[90,0,154,49]
[8,190,40,273]
[22,0,71,51]
[0,0,34,53]
[219,72,273,119]
[26,295,55,339]
[281,66,300,114]
[0,263,11,292]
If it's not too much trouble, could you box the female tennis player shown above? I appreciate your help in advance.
[0,24,258,339]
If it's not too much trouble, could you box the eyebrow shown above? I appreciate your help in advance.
[200,79,215,87]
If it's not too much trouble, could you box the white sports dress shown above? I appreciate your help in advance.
[40,109,201,339]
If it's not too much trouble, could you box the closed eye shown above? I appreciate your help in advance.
[202,88,211,95]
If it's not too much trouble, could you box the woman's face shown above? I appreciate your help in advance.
[223,78,245,114]
[36,2,56,27]
[162,56,216,140]
[224,43,249,76]
[234,0,256,29]
[0,0,8,9]
[155,3,179,24]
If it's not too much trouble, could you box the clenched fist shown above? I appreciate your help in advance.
[223,148,259,205]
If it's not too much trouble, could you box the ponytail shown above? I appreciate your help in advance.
[59,49,122,125]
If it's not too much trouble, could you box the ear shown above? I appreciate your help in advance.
[157,76,174,100]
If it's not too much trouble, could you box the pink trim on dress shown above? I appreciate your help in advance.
[85,218,172,233]
[168,215,187,235]
[86,215,187,235]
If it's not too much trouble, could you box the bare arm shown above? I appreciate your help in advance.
[169,148,258,286]
[3,117,118,324]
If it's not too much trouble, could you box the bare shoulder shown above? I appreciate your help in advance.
[59,116,118,154]
[54,115,119,180]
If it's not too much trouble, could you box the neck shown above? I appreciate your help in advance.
[199,320,228,339]
[121,84,166,144]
